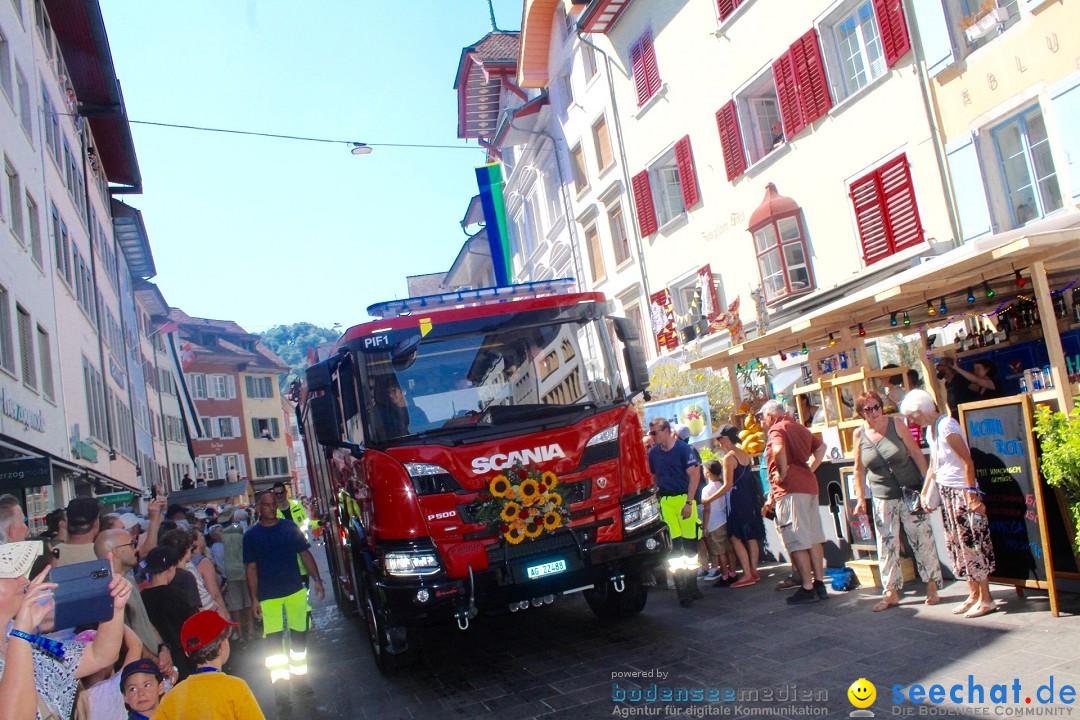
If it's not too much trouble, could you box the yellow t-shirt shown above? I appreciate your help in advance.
[154,671,265,720]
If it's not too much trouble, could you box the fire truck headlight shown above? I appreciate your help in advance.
[585,425,619,447]
[415,588,431,603]
[384,551,441,577]
[403,463,462,496]
[622,494,660,533]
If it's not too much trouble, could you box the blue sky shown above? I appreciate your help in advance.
[99,1,524,332]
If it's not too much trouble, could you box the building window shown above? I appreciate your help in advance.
[735,71,783,166]
[245,375,275,399]
[16,306,34,389]
[25,193,40,265]
[0,285,13,372]
[570,144,588,194]
[5,160,21,240]
[992,106,1062,227]
[630,136,700,236]
[849,153,925,265]
[0,30,11,100]
[581,42,597,81]
[592,116,613,173]
[255,456,290,478]
[607,202,631,266]
[198,456,217,481]
[37,326,53,400]
[751,214,814,304]
[584,223,605,284]
[557,69,574,116]
[190,373,206,399]
[629,31,661,106]
[818,0,910,103]
[216,417,240,439]
[207,374,234,399]
[82,356,107,442]
[717,0,747,23]
[15,64,30,136]
[52,208,71,285]
[253,417,280,439]
[542,159,562,229]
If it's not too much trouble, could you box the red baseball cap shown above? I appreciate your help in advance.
[180,610,237,655]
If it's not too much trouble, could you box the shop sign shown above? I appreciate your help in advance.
[70,424,99,463]
[109,358,126,390]
[95,490,133,505]
[0,457,51,489]
[0,388,45,433]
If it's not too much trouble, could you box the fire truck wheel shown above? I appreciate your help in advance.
[584,575,648,619]
[362,585,417,673]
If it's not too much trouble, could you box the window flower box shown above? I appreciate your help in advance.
[964,6,1009,43]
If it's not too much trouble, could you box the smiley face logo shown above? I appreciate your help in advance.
[848,678,876,708]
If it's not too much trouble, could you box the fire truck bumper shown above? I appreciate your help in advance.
[375,522,670,626]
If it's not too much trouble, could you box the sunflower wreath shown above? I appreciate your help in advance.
[471,463,568,544]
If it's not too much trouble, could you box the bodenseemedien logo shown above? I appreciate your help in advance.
[848,678,877,718]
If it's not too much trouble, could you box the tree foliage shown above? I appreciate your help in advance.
[259,322,340,390]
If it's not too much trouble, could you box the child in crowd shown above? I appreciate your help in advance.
[701,460,738,586]
[154,610,265,719]
[120,658,167,719]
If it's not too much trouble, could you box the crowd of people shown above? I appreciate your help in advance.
[0,479,323,719]
[646,388,996,617]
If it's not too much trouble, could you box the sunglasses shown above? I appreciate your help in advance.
[861,405,882,414]
[271,490,286,496]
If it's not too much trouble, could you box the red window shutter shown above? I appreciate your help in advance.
[873,0,911,68]
[630,41,649,106]
[850,153,923,265]
[878,154,924,252]
[715,101,747,181]
[649,289,678,351]
[642,32,661,98]
[674,135,700,209]
[631,169,658,237]
[791,29,832,127]
[772,51,804,139]
[717,0,739,22]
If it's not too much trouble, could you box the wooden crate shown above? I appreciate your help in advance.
[846,556,915,588]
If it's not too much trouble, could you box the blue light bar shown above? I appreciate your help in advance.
[367,278,577,319]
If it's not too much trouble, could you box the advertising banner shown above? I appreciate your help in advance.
[643,392,712,444]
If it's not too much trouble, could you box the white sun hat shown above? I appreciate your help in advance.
[0,541,43,579]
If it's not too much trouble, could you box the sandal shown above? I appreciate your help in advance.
[952,597,978,615]
[964,603,997,619]
[872,599,898,612]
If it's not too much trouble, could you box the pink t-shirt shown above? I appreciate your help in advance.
[767,417,822,498]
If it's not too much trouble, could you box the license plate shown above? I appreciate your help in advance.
[526,559,567,580]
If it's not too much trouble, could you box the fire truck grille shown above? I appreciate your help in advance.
[502,529,578,560]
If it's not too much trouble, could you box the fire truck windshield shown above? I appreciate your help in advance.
[358,317,621,443]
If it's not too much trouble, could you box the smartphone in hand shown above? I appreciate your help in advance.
[51,559,114,630]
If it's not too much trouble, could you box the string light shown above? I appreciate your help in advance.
[927,300,936,316]
[801,342,808,353]
[903,311,911,326]
[939,297,947,314]
[1015,270,1026,287]
[828,333,837,346]
[967,287,976,304]
[890,312,898,327]
[858,323,866,337]
[779,350,787,361]
[983,280,995,298]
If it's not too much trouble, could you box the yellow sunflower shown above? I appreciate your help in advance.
[519,478,539,501]
[489,475,510,497]
[541,471,558,489]
[505,527,525,544]
[543,512,562,531]
[500,502,521,522]
[524,522,543,538]
[545,492,562,508]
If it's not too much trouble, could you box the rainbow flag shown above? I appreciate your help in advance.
[475,162,513,286]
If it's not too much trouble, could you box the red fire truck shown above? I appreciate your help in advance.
[298,280,669,671]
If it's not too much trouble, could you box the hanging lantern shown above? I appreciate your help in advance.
[890,312,898,327]
[902,311,911,326]
[967,287,976,304]
[858,323,866,337]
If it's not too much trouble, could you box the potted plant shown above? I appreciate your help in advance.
[1033,406,1080,552]
[960,0,1010,43]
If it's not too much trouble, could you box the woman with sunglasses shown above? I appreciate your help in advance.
[852,391,942,611]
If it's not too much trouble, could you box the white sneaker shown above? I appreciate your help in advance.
[704,568,722,581]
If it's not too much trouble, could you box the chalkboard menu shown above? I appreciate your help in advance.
[960,396,1078,594]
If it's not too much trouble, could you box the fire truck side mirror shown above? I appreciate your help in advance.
[612,317,650,397]
[309,394,342,446]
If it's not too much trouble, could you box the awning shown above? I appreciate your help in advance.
[690,217,1080,370]
[0,433,141,496]
[166,480,249,506]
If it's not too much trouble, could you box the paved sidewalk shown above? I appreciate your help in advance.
[230,555,1080,719]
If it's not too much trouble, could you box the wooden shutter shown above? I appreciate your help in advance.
[271,417,280,438]
[251,418,259,437]
[772,52,804,139]
[717,0,740,22]
[945,132,992,240]
[674,135,700,209]
[649,289,678,351]
[631,169,658,236]
[232,417,241,438]
[226,375,236,399]
[791,29,832,126]
[715,101,747,181]
[1050,73,1080,203]
[641,32,661,98]
[850,153,923,265]
[630,40,649,106]
[873,0,911,68]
